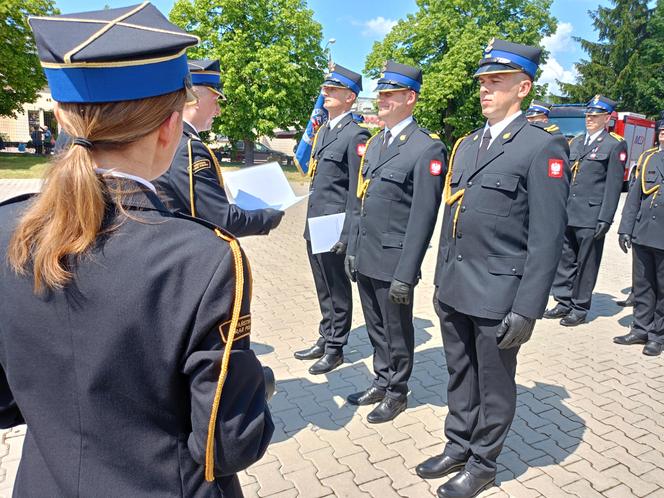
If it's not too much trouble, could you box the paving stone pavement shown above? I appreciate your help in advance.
[1,178,663,498]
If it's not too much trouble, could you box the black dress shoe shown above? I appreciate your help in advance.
[613,331,647,345]
[643,341,663,356]
[294,340,325,360]
[437,470,495,498]
[543,304,569,319]
[366,396,406,424]
[616,295,635,307]
[308,352,343,375]
[346,386,386,406]
[416,454,466,479]
[560,312,585,327]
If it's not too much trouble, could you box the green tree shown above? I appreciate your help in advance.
[364,0,556,143]
[170,0,325,165]
[559,0,650,111]
[0,0,57,117]
[629,0,664,117]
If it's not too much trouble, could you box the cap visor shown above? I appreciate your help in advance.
[585,109,609,115]
[322,80,347,89]
[375,83,411,93]
[473,64,525,78]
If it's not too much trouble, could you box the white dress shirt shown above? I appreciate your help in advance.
[482,110,523,148]
[95,168,157,194]
[384,115,414,146]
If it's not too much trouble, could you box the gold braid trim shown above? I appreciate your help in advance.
[571,160,580,182]
[187,139,196,217]
[443,135,468,238]
[640,150,661,207]
[307,127,324,179]
[205,229,245,482]
[635,147,658,179]
[356,133,380,200]
[202,142,225,187]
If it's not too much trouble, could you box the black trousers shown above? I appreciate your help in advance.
[306,241,353,353]
[357,272,414,399]
[552,226,605,316]
[631,243,664,344]
[437,301,519,479]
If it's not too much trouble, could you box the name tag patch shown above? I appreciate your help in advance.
[218,314,252,343]
[548,159,563,178]
[429,160,443,176]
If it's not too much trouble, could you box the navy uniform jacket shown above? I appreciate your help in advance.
[304,114,370,244]
[566,130,627,228]
[154,123,274,237]
[348,121,446,284]
[435,115,570,320]
[0,181,273,497]
[619,148,664,250]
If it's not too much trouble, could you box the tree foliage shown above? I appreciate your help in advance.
[0,0,57,117]
[364,0,556,142]
[170,0,325,163]
[559,0,650,111]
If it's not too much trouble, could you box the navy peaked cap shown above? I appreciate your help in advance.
[585,95,617,114]
[376,60,422,93]
[188,59,224,97]
[28,2,199,103]
[475,38,541,79]
[526,100,552,117]
[322,64,363,95]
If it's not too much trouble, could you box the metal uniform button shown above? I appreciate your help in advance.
[655,204,659,208]
[362,229,367,235]
[457,232,462,239]
[511,268,517,274]
[572,193,576,197]
[460,205,466,213]
[467,181,473,188]
[495,181,501,187]
[457,254,463,261]
[653,215,657,220]
[389,173,394,178]
[371,172,376,178]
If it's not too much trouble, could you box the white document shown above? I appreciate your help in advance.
[308,213,346,254]
[222,161,308,211]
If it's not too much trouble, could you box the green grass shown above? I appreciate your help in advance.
[0,154,50,179]
[0,154,308,184]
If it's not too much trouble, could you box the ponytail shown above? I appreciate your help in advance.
[7,89,187,292]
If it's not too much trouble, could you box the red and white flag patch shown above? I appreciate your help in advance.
[429,160,443,176]
[548,158,564,178]
[357,143,367,157]
[619,151,627,162]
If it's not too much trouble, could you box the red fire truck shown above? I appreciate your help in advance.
[548,105,656,190]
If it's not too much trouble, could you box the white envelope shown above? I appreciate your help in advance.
[222,161,308,210]
[308,213,346,254]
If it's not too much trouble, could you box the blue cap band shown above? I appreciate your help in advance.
[191,73,221,87]
[324,71,361,95]
[380,71,421,92]
[44,52,190,103]
[484,49,538,78]
[586,100,613,113]
[527,104,549,115]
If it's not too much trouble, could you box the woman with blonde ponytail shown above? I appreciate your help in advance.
[0,4,273,497]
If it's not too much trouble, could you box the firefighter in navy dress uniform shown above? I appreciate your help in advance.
[293,65,370,374]
[416,39,570,498]
[344,61,446,423]
[0,5,273,497]
[544,95,628,326]
[154,59,284,237]
[614,121,664,356]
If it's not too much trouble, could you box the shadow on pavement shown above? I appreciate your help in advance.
[586,292,622,322]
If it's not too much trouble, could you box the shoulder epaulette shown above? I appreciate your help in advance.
[545,124,560,133]
[0,192,37,207]
[609,131,624,142]
[420,128,441,140]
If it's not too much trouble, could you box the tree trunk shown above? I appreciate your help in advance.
[244,139,254,166]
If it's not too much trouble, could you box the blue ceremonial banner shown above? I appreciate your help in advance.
[294,92,328,176]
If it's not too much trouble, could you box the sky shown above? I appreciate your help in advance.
[54,0,610,97]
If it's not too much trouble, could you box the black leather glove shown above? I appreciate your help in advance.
[388,279,412,305]
[344,255,357,282]
[263,208,284,230]
[263,366,275,402]
[618,233,632,254]
[497,311,535,349]
[593,221,610,240]
[330,241,347,255]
